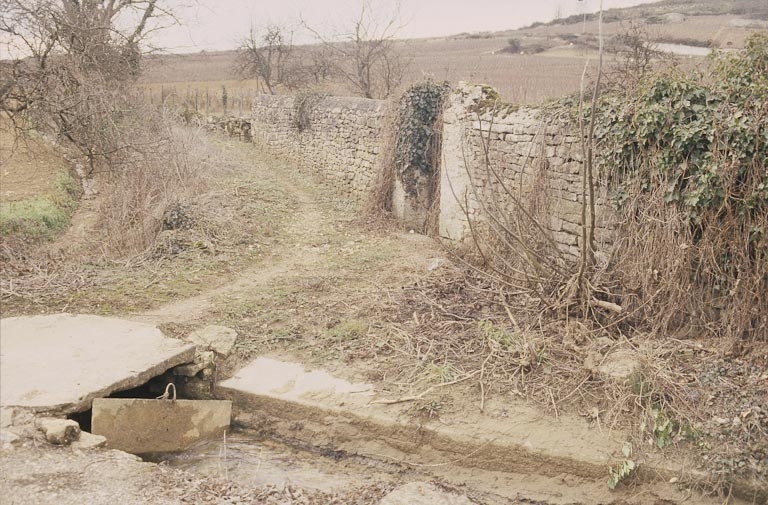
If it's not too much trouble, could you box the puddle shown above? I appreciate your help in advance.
[656,43,714,57]
[144,432,399,493]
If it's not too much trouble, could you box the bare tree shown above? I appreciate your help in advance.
[0,0,169,174]
[302,44,336,85]
[303,0,408,99]
[235,23,295,95]
[608,21,665,85]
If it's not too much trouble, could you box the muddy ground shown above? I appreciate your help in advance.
[1,129,765,504]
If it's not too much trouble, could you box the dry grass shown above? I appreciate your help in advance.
[0,129,295,316]
[94,121,209,256]
[361,99,398,222]
[358,264,767,497]
[0,116,69,203]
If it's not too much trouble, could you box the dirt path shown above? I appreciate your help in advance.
[1,137,458,505]
[125,136,442,338]
[131,164,334,326]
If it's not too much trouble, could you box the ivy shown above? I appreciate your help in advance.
[291,89,327,132]
[393,80,451,196]
[594,33,768,223]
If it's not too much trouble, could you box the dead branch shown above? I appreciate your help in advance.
[369,370,480,405]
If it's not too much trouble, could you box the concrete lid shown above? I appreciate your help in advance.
[0,314,196,414]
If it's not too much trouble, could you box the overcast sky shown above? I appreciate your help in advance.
[154,0,662,52]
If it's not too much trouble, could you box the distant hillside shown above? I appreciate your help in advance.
[535,0,768,27]
[513,0,766,50]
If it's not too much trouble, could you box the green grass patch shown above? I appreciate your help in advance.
[326,319,369,341]
[0,171,80,239]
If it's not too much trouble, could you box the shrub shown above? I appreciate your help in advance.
[499,38,522,54]
[290,89,327,132]
[594,33,768,342]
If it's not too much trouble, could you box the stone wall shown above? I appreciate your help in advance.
[209,87,613,257]
[440,85,613,258]
[249,94,384,206]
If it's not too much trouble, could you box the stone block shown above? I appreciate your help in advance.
[547,134,564,145]
[556,145,574,158]
[173,350,215,377]
[0,407,13,428]
[598,350,642,385]
[36,417,81,445]
[71,431,107,450]
[545,125,563,135]
[1,429,20,450]
[552,230,579,246]
[92,398,231,454]
[187,325,237,356]
[561,220,582,235]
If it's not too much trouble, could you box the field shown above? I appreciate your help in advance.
[139,2,766,109]
[140,49,594,112]
[1,118,67,203]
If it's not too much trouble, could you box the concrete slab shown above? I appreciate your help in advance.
[220,357,375,406]
[0,314,196,414]
[92,398,231,454]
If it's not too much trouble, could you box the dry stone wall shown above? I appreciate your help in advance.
[249,94,384,206]
[440,84,614,258]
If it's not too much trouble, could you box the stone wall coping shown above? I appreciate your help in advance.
[252,93,384,113]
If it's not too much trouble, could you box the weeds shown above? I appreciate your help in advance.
[326,320,369,341]
[0,131,293,317]
[96,113,211,256]
[607,442,637,490]
[290,89,327,132]
[647,405,675,449]
[0,170,80,239]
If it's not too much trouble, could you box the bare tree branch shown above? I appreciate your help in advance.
[235,23,296,95]
[301,0,408,99]
[1,0,170,172]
